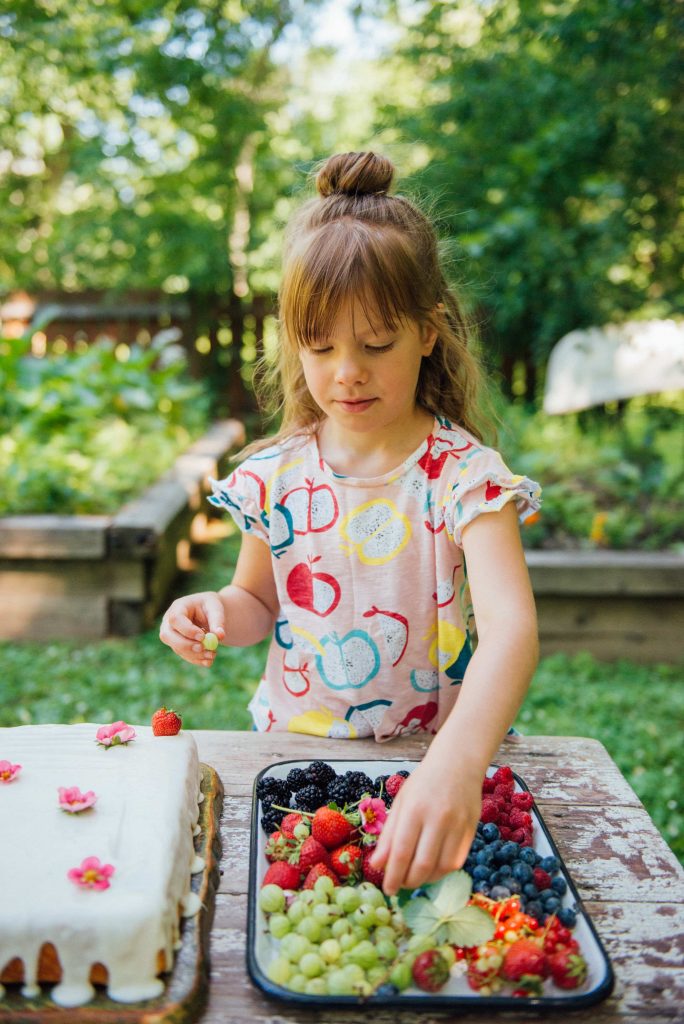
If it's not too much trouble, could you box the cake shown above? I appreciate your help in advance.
[0,723,206,1008]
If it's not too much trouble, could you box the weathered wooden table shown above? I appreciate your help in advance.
[192,730,684,1024]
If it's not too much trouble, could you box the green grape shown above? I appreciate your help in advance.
[351,924,370,943]
[367,965,388,988]
[288,973,307,993]
[341,964,365,986]
[300,952,325,978]
[331,917,352,938]
[305,977,328,995]
[391,911,406,931]
[389,960,413,992]
[334,886,361,913]
[296,916,322,942]
[268,913,291,939]
[407,933,437,954]
[266,955,291,985]
[356,882,386,908]
[313,874,336,899]
[287,900,306,925]
[352,904,377,928]
[374,905,391,925]
[319,938,341,964]
[259,883,286,914]
[299,890,317,907]
[279,933,309,962]
[313,902,339,923]
[374,925,398,944]
[326,968,355,995]
[338,932,356,952]
[375,938,398,962]
[348,940,378,970]
[202,632,219,651]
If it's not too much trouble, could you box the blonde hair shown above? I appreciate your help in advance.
[241,151,495,457]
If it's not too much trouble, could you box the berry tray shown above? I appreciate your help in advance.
[247,758,614,1011]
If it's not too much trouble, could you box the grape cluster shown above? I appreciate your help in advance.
[463,824,575,928]
[258,876,450,997]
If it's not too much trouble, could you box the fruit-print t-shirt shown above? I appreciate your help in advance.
[208,416,541,742]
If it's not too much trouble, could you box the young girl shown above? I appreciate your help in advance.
[160,151,541,897]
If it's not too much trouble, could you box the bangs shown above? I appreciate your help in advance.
[280,220,426,348]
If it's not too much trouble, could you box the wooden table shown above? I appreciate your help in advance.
[191,731,684,1024]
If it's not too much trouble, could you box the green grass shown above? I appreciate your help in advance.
[1,524,682,863]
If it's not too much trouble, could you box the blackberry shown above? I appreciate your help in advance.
[256,776,291,805]
[326,777,351,806]
[260,812,280,834]
[293,784,325,812]
[286,767,309,792]
[397,770,411,778]
[344,771,374,801]
[261,801,287,825]
[304,760,337,788]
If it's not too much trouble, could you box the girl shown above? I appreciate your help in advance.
[160,151,541,896]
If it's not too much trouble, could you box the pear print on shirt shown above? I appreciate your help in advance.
[339,499,411,565]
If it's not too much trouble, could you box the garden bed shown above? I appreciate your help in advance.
[0,419,244,640]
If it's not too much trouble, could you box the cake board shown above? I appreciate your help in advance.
[0,763,223,1024]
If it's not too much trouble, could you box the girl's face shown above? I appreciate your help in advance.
[299,297,437,440]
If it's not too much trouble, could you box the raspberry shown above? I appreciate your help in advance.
[512,791,533,810]
[510,828,526,844]
[509,809,532,830]
[499,825,513,840]
[385,773,406,797]
[482,776,496,794]
[480,798,500,823]
[533,867,553,891]
[494,782,515,798]
[492,765,514,785]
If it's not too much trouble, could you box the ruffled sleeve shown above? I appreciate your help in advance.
[207,465,270,544]
[446,447,541,548]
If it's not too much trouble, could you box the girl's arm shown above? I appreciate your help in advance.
[159,534,279,667]
[371,501,538,894]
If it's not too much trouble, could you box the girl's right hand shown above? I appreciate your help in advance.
[159,591,226,667]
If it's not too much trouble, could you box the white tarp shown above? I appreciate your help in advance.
[543,319,684,414]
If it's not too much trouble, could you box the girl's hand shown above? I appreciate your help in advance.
[159,591,226,668]
[369,756,482,896]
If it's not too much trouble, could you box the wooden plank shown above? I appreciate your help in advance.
[109,473,190,557]
[0,591,108,639]
[539,633,684,664]
[526,550,684,596]
[0,516,109,559]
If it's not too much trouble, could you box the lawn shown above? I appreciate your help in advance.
[1,523,682,864]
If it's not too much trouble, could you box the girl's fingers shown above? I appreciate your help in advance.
[379,814,420,896]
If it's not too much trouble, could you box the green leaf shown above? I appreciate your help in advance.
[440,905,495,948]
[430,870,473,917]
[402,896,440,936]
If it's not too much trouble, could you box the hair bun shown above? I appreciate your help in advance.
[316,151,395,198]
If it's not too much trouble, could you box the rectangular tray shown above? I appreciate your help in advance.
[247,758,614,1012]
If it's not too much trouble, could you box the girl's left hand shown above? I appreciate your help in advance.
[369,756,483,896]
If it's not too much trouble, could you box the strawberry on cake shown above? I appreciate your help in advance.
[0,722,206,1008]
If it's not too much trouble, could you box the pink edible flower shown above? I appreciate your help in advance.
[359,796,388,835]
[95,721,136,748]
[68,856,115,891]
[0,760,21,783]
[58,786,97,813]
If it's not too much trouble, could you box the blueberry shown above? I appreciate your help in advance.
[539,888,556,902]
[473,865,490,882]
[540,855,560,873]
[507,878,522,894]
[543,895,561,913]
[476,848,495,865]
[470,838,484,853]
[558,907,578,928]
[512,861,533,884]
[498,863,513,878]
[520,847,537,865]
[481,823,500,843]
[525,900,543,921]
[523,883,539,899]
[375,983,399,997]
[489,870,502,886]
[490,885,512,900]
[551,876,567,896]
[499,841,520,862]
[476,821,485,836]
[473,879,491,895]
[463,856,476,872]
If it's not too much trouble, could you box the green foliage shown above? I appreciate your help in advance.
[0,328,209,514]
[499,397,684,550]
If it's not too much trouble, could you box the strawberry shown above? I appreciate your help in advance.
[302,862,339,889]
[280,812,304,838]
[361,846,385,887]
[291,836,330,873]
[385,773,406,798]
[411,949,450,992]
[261,861,301,890]
[311,806,353,849]
[547,948,588,989]
[264,831,295,863]
[151,706,182,736]
[330,843,363,881]
[501,938,548,983]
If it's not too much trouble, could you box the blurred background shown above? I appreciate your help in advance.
[0,0,682,859]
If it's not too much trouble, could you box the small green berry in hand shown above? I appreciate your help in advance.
[202,632,219,651]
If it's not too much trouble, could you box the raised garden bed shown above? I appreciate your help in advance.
[0,419,245,640]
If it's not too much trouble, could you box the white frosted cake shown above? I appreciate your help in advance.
[0,723,205,1008]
